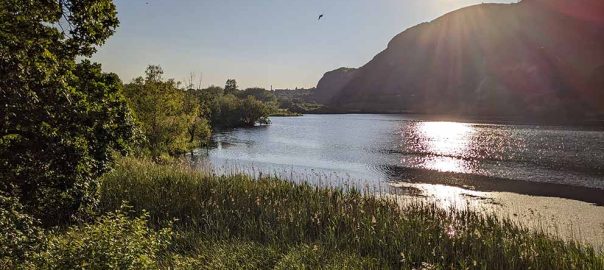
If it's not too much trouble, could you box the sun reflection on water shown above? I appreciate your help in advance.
[423,156,470,173]
[406,121,476,174]
[391,182,488,210]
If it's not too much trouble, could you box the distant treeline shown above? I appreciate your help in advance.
[273,88,325,114]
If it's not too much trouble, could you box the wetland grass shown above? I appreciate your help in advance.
[97,158,603,269]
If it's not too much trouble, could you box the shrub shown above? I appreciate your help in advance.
[33,209,172,270]
[0,194,45,269]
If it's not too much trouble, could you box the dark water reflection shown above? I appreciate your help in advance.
[197,114,604,204]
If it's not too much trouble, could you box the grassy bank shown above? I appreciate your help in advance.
[93,158,603,269]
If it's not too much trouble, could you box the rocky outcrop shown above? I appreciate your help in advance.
[314,67,357,104]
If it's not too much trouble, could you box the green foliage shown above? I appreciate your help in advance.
[0,0,136,225]
[208,94,272,128]
[192,86,222,124]
[123,66,205,158]
[273,244,382,270]
[188,117,212,148]
[168,240,281,269]
[274,88,323,113]
[241,96,273,126]
[99,158,604,269]
[238,87,278,103]
[281,99,324,114]
[184,82,275,130]
[122,72,275,157]
[33,209,172,270]
[167,240,381,270]
[0,194,45,269]
[270,108,303,117]
[210,94,241,128]
[199,86,224,100]
[224,79,238,95]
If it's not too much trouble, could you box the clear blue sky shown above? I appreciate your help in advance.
[92,0,514,89]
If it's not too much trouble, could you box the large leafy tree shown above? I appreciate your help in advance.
[0,0,136,225]
[123,66,207,158]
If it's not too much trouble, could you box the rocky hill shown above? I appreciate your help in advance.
[314,68,357,104]
[317,0,604,122]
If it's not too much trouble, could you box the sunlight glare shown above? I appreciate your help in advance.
[418,121,474,173]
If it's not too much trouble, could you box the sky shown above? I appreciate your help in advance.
[92,0,515,89]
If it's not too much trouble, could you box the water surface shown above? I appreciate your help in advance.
[199,114,604,204]
[194,114,604,246]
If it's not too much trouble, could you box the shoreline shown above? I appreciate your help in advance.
[296,112,604,128]
[389,182,604,249]
[384,165,604,206]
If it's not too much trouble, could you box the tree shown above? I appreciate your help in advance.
[183,90,212,147]
[123,66,205,158]
[203,86,225,97]
[0,0,136,225]
[210,94,242,128]
[194,86,223,122]
[208,94,272,128]
[239,87,278,103]
[224,79,239,95]
[240,96,271,126]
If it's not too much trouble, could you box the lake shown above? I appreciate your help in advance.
[193,114,604,247]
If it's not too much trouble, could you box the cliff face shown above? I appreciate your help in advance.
[326,0,604,121]
[314,67,357,104]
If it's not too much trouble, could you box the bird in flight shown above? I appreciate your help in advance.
[318,14,324,20]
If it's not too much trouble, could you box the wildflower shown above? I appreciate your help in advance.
[445,224,457,238]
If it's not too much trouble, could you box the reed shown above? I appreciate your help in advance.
[99,158,603,269]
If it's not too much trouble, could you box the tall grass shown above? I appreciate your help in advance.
[99,158,603,269]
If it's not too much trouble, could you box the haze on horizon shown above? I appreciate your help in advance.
[93,0,515,89]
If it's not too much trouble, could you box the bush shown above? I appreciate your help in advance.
[0,194,45,269]
[33,209,172,270]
